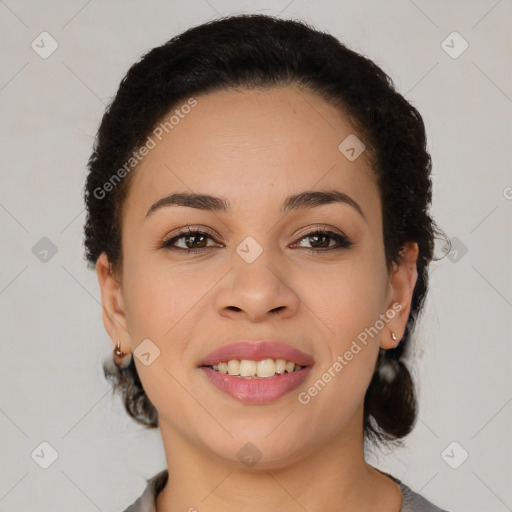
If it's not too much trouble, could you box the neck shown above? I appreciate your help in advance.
[155,411,402,512]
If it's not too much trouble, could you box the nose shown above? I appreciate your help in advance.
[214,246,301,323]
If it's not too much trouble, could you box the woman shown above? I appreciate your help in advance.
[84,14,449,512]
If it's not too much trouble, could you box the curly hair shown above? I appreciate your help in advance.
[83,14,447,446]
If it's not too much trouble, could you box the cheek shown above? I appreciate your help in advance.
[123,263,208,342]
[295,270,386,434]
[121,262,207,418]
[303,258,389,344]
[300,253,389,419]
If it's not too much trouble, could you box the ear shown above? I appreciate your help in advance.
[380,241,419,349]
[96,252,131,354]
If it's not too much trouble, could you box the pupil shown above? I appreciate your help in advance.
[311,234,328,248]
[186,234,206,248]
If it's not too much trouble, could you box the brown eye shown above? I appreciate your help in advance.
[293,229,353,253]
[162,228,221,252]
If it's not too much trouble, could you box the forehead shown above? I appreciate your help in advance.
[123,85,379,221]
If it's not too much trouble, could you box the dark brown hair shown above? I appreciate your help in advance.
[83,14,447,447]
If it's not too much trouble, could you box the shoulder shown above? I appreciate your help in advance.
[395,478,450,512]
[120,470,168,512]
[399,481,449,511]
[376,467,450,511]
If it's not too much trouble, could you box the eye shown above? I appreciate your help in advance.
[161,227,222,253]
[160,226,353,254]
[291,228,353,253]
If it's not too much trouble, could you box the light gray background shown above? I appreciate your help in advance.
[1,1,511,511]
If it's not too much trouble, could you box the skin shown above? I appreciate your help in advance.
[96,85,419,512]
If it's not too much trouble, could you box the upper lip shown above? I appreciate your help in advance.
[199,340,315,367]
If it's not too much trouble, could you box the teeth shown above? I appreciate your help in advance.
[208,358,305,378]
[285,361,296,373]
[227,359,240,375]
[256,359,275,378]
[275,359,287,374]
[240,359,257,376]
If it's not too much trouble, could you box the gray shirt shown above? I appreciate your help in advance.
[122,469,449,511]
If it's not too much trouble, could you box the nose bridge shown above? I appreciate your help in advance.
[215,233,300,321]
[233,235,282,300]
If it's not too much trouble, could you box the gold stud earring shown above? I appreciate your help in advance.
[113,342,132,368]
[114,341,124,356]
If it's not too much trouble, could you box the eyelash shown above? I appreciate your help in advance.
[161,226,353,254]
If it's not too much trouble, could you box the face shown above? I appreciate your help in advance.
[97,85,418,469]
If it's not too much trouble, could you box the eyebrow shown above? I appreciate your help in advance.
[145,189,366,222]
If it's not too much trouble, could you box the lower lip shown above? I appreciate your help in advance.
[199,366,313,404]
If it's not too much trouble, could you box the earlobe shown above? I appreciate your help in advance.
[96,252,129,350]
[380,242,419,350]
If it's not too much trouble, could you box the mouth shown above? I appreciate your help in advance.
[198,340,314,404]
[198,339,314,368]
[202,358,308,378]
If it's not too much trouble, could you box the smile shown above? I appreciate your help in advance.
[206,358,304,378]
